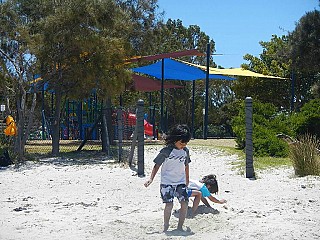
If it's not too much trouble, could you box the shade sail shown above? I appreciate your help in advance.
[132,58,235,81]
[125,49,204,63]
[132,74,183,92]
[207,67,286,79]
[178,60,286,79]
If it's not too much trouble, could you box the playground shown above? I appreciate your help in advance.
[0,140,319,240]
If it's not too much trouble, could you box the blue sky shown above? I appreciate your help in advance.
[157,0,319,68]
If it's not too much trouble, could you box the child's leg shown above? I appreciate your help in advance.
[160,184,175,231]
[190,190,202,216]
[175,184,189,230]
[177,200,188,230]
[163,202,173,231]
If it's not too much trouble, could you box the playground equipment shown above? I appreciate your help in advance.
[127,112,154,137]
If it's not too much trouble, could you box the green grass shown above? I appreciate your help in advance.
[215,145,292,176]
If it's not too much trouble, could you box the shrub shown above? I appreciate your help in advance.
[231,100,291,157]
[289,98,320,138]
[289,134,320,176]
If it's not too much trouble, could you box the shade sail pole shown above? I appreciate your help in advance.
[160,58,164,133]
[291,71,295,112]
[149,92,152,122]
[204,43,210,139]
[191,80,195,139]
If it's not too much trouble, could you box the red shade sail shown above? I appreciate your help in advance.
[132,74,183,92]
[125,49,204,63]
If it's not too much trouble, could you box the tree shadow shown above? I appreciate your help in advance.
[2,151,122,171]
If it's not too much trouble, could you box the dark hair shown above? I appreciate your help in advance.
[164,124,191,146]
[202,174,219,194]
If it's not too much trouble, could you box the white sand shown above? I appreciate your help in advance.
[0,144,320,240]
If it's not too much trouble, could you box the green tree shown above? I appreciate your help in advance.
[16,0,133,155]
[288,10,320,107]
[0,0,39,160]
[235,35,291,110]
[116,0,162,56]
[231,100,290,157]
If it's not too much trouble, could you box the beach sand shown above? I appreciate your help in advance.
[0,140,319,240]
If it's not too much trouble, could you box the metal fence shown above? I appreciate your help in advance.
[0,100,151,171]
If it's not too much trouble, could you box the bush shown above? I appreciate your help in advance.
[253,126,288,157]
[231,100,291,157]
[289,134,320,176]
[289,98,320,138]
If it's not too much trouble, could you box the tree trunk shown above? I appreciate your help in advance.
[101,100,110,154]
[22,92,37,148]
[14,82,26,160]
[14,83,38,161]
[106,97,114,144]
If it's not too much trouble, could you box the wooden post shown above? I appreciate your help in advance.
[137,99,145,176]
[245,97,255,179]
[117,107,123,162]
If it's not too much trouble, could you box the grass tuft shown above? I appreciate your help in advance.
[289,134,320,176]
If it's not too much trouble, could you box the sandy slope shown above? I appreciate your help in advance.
[0,144,319,240]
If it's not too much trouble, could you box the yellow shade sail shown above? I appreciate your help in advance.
[177,60,286,79]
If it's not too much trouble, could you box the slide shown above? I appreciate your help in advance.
[127,113,153,136]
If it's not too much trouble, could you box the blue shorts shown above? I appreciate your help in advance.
[160,184,189,203]
[187,185,211,198]
[187,189,192,197]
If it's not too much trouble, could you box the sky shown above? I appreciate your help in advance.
[157,0,319,68]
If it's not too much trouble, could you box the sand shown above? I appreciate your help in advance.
[0,142,320,240]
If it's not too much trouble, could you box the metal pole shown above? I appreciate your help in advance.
[160,59,164,133]
[149,92,152,122]
[291,71,295,112]
[245,97,255,179]
[191,80,195,139]
[204,43,210,139]
[41,83,45,140]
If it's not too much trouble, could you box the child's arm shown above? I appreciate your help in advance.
[201,197,212,208]
[185,165,189,186]
[207,195,227,204]
[144,164,160,187]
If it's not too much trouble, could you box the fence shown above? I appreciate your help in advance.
[1,100,148,174]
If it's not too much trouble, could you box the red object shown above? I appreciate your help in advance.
[144,120,153,136]
[127,113,136,126]
[125,49,204,63]
[132,74,183,92]
[127,113,154,136]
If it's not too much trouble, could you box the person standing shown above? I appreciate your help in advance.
[144,124,192,232]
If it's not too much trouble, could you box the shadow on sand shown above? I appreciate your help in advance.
[173,205,220,219]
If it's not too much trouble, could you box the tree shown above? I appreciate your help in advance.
[7,0,134,155]
[116,0,162,56]
[289,10,320,74]
[288,10,320,106]
[235,35,292,110]
[0,0,38,160]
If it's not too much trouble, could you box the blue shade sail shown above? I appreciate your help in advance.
[132,58,235,81]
